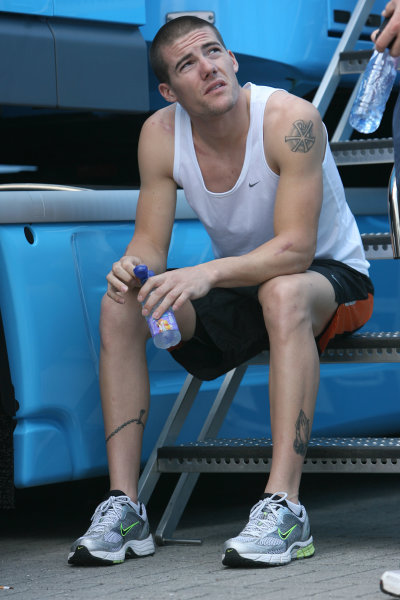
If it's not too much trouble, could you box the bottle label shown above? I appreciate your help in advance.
[148,311,179,337]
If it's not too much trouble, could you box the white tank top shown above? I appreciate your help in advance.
[173,82,369,276]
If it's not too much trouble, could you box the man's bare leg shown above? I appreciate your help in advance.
[258,271,338,503]
[222,271,337,567]
[100,291,150,502]
[68,289,196,566]
[99,290,196,502]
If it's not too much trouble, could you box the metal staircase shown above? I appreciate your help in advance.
[312,0,396,165]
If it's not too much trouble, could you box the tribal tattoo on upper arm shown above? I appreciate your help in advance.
[293,409,311,456]
[105,409,146,444]
[285,120,315,153]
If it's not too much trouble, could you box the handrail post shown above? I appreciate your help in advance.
[389,166,400,258]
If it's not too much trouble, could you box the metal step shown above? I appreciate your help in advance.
[331,138,394,166]
[320,331,400,363]
[339,49,400,75]
[362,232,393,259]
[248,331,400,364]
[157,436,400,474]
[339,49,373,74]
[362,232,391,246]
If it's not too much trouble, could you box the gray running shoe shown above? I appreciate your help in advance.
[68,491,155,566]
[222,492,315,567]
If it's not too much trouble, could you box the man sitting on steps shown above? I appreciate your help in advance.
[68,15,374,568]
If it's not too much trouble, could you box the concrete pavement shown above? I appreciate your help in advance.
[1,472,399,599]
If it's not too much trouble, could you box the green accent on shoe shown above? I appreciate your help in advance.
[120,521,139,536]
[113,559,125,564]
[296,542,315,559]
[278,524,297,540]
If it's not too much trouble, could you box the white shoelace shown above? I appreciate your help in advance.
[241,492,288,537]
[87,495,134,534]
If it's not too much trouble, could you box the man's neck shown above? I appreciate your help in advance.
[190,87,250,153]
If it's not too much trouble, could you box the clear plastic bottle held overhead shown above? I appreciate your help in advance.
[349,18,399,134]
[134,264,181,350]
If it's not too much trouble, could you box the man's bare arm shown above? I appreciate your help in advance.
[106,107,177,303]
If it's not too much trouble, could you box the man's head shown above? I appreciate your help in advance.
[149,16,227,85]
[149,16,240,118]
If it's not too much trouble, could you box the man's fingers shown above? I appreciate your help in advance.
[111,260,134,284]
[106,287,127,304]
[151,289,182,319]
[172,289,190,312]
[107,272,129,294]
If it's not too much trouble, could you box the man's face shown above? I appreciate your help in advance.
[158,27,240,118]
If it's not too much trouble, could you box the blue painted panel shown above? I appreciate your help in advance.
[142,0,386,55]
[3,212,400,488]
[14,420,74,487]
[0,0,52,16]
[53,0,146,25]
[0,223,107,487]
[0,0,146,23]
[0,14,58,106]
[142,0,387,104]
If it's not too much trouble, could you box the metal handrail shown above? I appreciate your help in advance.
[389,166,400,258]
[0,183,90,192]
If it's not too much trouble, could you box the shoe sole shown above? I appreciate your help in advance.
[68,535,155,566]
[222,541,315,568]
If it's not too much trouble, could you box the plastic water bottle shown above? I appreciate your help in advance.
[134,264,181,349]
[349,49,399,134]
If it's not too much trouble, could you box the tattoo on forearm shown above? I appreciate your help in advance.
[285,120,315,153]
[293,409,311,456]
[105,409,146,444]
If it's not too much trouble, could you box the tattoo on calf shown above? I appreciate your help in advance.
[293,409,311,456]
[285,120,315,153]
[105,409,146,444]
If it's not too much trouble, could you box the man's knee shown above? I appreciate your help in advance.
[258,275,311,331]
[100,291,147,348]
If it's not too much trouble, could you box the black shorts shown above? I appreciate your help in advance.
[169,259,374,381]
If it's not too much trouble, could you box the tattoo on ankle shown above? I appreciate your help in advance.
[293,409,311,456]
[106,409,146,444]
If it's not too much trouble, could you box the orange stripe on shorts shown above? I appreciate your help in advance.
[317,293,374,354]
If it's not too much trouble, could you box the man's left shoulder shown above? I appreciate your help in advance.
[264,92,325,165]
[267,92,321,125]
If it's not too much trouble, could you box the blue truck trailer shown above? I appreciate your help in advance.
[1,1,397,502]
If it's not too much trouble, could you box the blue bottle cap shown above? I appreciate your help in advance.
[134,264,148,284]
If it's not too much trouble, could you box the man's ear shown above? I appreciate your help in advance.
[228,50,239,74]
[158,83,177,103]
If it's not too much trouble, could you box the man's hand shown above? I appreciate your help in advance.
[137,265,213,319]
[373,0,400,56]
[106,255,143,304]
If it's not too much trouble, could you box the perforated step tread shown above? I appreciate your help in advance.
[362,232,391,247]
[339,49,400,73]
[326,331,400,350]
[158,436,400,460]
[331,138,394,166]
